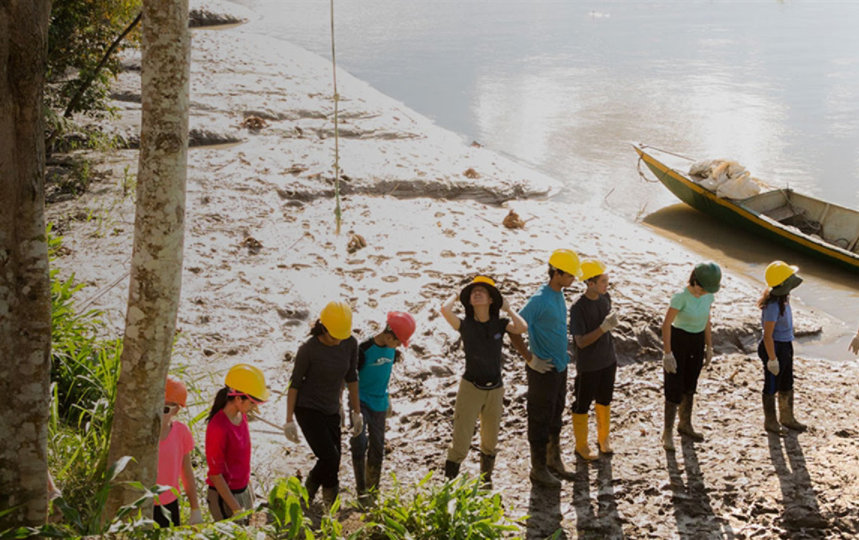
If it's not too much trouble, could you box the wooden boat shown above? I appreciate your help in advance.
[633,143,859,273]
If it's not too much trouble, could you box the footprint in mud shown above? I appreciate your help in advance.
[440,250,456,258]
[381,275,398,283]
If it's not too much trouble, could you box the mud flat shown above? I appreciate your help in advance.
[46,4,858,537]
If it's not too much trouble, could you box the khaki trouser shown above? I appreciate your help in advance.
[207,485,254,521]
[446,378,504,463]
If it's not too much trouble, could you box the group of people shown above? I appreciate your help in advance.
[435,250,814,489]
[151,248,857,527]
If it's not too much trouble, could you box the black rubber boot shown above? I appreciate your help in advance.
[305,471,321,504]
[322,485,338,508]
[762,393,783,434]
[778,390,807,432]
[479,452,495,490]
[529,443,561,487]
[547,433,577,479]
[352,455,367,497]
[444,459,461,480]
[366,462,382,493]
[677,393,705,442]
[663,400,678,451]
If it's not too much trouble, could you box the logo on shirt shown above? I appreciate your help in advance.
[370,357,393,367]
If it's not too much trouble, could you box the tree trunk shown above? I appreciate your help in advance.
[0,0,53,530]
[104,0,191,520]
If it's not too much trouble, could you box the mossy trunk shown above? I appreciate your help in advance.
[0,0,53,530]
[104,0,191,521]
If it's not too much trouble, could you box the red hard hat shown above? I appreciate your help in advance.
[165,375,188,407]
[386,311,416,347]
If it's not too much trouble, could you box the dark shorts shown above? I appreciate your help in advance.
[572,363,616,414]
[664,327,705,403]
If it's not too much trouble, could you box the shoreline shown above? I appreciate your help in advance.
[45,3,859,537]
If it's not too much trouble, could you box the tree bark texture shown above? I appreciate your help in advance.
[0,0,53,530]
[104,0,191,519]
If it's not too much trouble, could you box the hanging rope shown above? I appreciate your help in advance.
[329,0,342,234]
[636,156,660,184]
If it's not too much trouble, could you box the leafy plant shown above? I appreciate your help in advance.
[46,0,141,118]
[0,457,156,539]
[267,477,314,538]
[360,473,524,539]
[43,227,126,533]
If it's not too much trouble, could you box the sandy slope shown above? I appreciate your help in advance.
[46,6,859,538]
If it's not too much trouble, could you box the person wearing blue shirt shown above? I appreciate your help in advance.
[350,311,415,504]
[757,261,806,434]
[509,249,581,487]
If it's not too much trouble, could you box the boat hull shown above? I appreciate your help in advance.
[634,144,859,273]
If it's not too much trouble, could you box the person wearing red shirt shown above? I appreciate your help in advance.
[205,364,270,521]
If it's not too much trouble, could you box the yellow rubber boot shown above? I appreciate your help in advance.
[595,404,613,455]
[573,413,598,461]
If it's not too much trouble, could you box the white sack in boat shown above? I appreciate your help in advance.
[688,158,759,199]
[717,171,761,199]
[689,159,718,177]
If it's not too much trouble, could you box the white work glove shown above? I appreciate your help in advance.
[704,345,713,366]
[283,421,299,443]
[767,358,780,376]
[188,508,203,525]
[662,351,677,374]
[599,311,620,333]
[351,410,364,438]
[527,354,553,374]
[849,333,859,355]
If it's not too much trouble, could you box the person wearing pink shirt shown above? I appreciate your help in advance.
[155,376,202,527]
[205,364,270,521]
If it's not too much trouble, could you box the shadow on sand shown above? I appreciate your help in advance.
[767,431,828,534]
[569,455,623,539]
[665,438,735,539]
[526,480,565,540]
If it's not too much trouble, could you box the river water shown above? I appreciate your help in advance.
[234,0,859,357]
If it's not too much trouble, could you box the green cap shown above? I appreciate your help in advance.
[694,262,722,293]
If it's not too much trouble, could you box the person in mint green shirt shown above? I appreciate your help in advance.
[349,311,416,504]
[660,262,721,451]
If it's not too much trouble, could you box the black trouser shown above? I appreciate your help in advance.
[757,339,794,395]
[350,401,387,469]
[572,363,616,414]
[295,406,342,489]
[526,365,567,446]
[664,327,704,404]
[153,499,180,528]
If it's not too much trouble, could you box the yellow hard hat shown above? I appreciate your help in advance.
[764,260,798,288]
[548,249,582,278]
[225,363,270,402]
[320,300,353,340]
[459,275,503,314]
[579,259,606,281]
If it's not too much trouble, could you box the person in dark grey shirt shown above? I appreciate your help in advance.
[439,276,527,488]
[569,260,620,459]
[282,301,361,506]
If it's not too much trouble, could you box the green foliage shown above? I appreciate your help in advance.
[44,227,126,534]
[267,477,314,538]
[1,458,156,538]
[46,0,141,117]
[360,473,524,539]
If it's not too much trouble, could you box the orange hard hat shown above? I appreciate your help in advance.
[165,375,187,407]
